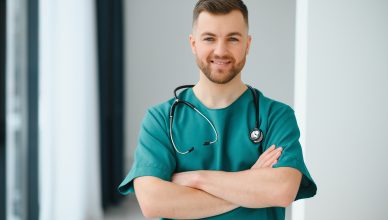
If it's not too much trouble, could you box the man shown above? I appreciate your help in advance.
[118,0,317,219]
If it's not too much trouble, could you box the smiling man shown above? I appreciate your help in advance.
[118,0,317,219]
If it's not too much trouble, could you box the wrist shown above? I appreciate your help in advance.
[191,170,206,189]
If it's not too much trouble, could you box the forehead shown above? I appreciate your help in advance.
[194,10,248,35]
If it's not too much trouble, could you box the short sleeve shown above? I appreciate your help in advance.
[266,104,317,200]
[118,108,176,195]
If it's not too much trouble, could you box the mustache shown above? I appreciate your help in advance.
[207,55,235,61]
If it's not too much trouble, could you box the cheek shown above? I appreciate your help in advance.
[195,45,212,60]
[233,47,248,60]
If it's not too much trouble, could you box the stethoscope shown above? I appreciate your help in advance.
[169,85,264,155]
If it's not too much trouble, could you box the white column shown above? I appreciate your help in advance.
[292,0,308,219]
[39,0,102,219]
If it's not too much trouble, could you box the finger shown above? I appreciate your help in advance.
[262,153,279,167]
[262,147,283,167]
[251,160,260,169]
[265,144,276,154]
[271,160,278,167]
[260,144,276,158]
[254,145,282,169]
[262,146,282,163]
[255,145,278,168]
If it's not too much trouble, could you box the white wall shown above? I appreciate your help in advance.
[304,0,388,219]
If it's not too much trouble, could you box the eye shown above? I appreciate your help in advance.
[229,37,239,42]
[203,37,215,42]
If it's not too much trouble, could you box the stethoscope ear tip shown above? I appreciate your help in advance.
[188,147,194,153]
[203,141,211,145]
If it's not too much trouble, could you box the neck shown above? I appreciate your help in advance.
[192,72,247,109]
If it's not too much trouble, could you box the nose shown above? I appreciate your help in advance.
[213,41,228,57]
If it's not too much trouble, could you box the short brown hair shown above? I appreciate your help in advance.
[193,0,249,27]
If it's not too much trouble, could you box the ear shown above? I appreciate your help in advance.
[246,35,252,55]
[189,34,196,55]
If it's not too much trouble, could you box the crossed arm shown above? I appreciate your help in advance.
[134,145,302,219]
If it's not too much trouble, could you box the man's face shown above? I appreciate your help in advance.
[190,10,251,84]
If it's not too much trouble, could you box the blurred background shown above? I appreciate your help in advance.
[0,0,387,220]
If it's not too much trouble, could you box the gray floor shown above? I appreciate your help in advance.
[104,194,155,220]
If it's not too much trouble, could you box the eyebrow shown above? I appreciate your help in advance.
[227,32,243,37]
[200,32,243,37]
[201,32,216,37]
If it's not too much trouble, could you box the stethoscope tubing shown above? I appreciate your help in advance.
[169,84,263,155]
[169,98,218,154]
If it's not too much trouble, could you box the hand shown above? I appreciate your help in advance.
[172,171,201,188]
[251,144,282,169]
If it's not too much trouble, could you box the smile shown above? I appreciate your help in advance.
[211,60,232,65]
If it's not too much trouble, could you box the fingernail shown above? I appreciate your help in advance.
[278,147,283,151]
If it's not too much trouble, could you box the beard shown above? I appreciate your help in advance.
[196,53,246,84]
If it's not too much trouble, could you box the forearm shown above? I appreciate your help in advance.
[193,168,301,208]
[134,176,239,219]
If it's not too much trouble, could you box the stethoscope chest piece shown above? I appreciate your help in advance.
[250,128,263,144]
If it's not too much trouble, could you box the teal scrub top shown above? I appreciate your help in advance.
[118,87,317,220]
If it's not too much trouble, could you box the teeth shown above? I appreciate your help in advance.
[213,60,229,65]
